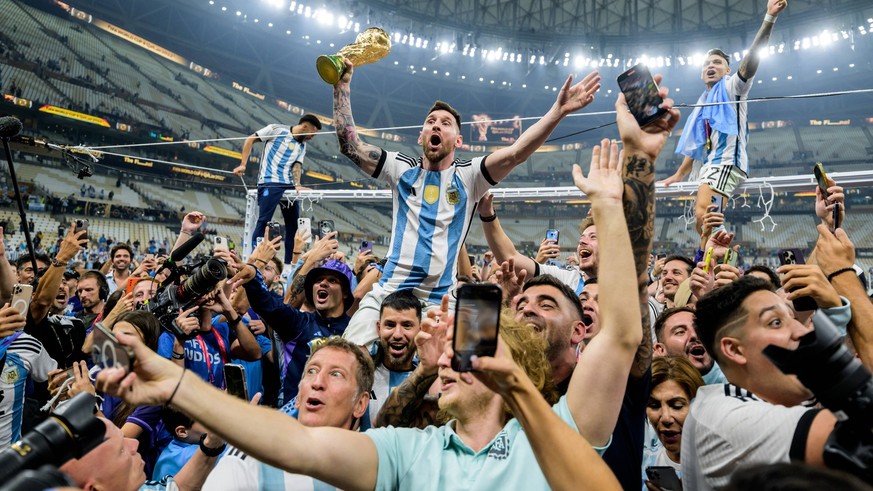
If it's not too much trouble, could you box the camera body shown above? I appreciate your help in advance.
[143,257,228,340]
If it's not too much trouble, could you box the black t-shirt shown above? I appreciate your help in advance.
[25,312,89,369]
[602,368,652,491]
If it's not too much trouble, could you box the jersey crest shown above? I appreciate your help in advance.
[424,185,440,204]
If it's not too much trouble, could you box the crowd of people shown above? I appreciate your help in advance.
[2,1,873,490]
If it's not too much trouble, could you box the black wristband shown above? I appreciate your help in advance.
[227,316,242,325]
[827,267,855,282]
[199,433,226,457]
[480,213,497,223]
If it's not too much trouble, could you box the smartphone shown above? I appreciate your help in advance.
[319,220,335,238]
[778,248,818,311]
[267,222,285,241]
[468,254,476,267]
[645,466,682,491]
[452,284,502,372]
[91,322,135,373]
[145,253,155,261]
[833,202,842,230]
[297,218,312,244]
[709,194,724,215]
[213,235,229,252]
[702,247,714,273]
[360,240,373,254]
[546,229,560,243]
[813,162,830,197]
[723,248,738,268]
[617,63,667,127]
[10,284,33,320]
[75,218,89,240]
[224,363,248,400]
[124,276,139,296]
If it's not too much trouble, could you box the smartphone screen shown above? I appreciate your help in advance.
[452,284,502,372]
[833,202,842,230]
[224,363,248,400]
[617,63,667,127]
[91,323,135,373]
[546,229,559,243]
[11,284,33,318]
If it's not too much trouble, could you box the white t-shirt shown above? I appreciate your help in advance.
[681,383,814,491]
[202,446,339,491]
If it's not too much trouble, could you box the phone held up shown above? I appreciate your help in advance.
[814,162,842,230]
[224,363,249,400]
[546,229,560,243]
[778,248,818,312]
[617,63,668,127]
[75,218,89,240]
[91,322,136,373]
[319,220,335,239]
[297,218,313,244]
[10,284,33,322]
[452,284,502,372]
[360,240,374,254]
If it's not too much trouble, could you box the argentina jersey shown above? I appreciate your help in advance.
[0,333,56,445]
[375,152,495,303]
[256,124,306,185]
[361,363,415,430]
[703,73,753,175]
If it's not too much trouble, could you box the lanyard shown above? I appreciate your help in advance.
[195,330,228,387]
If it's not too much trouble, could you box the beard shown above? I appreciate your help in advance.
[381,339,415,370]
[421,142,450,164]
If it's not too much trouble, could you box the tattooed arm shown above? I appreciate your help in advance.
[618,79,681,380]
[332,58,385,176]
[373,368,441,429]
[738,0,787,81]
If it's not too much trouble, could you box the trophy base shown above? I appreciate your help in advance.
[316,55,344,85]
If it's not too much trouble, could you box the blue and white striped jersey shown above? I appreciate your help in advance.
[701,74,753,174]
[255,124,306,186]
[361,363,414,430]
[375,152,495,303]
[0,333,55,445]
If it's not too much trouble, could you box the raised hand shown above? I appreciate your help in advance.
[572,138,623,203]
[554,71,601,116]
[814,177,845,231]
[615,75,680,160]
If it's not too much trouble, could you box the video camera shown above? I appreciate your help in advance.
[140,232,228,340]
[764,311,873,482]
[0,393,105,490]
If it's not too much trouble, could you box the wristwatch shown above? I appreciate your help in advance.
[199,433,226,457]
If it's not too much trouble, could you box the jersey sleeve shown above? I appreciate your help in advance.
[452,155,496,202]
[534,262,582,291]
[202,447,260,491]
[255,124,280,141]
[12,334,56,382]
[726,73,753,97]
[375,151,413,184]
[685,389,811,487]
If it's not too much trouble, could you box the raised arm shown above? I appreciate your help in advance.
[232,134,259,177]
[171,212,205,255]
[657,155,694,187]
[485,71,601,183]
[0,228,16,303]
[31,226,87,322]
[738,0,788,81]
[333,59,385,176]
[566,83,680,446]
[96,333,379,491]
[478,193,538,278]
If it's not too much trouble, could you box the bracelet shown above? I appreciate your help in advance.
[252,258,267,265]
[827,267,855,282]
[50,257,66,268]
[180,230,192,236]
[199,433,227,457]
[166,368,186,407]
[293,250,302,254]
[172,351,184,360]
[764,13,776,23]
[480,213,497,223]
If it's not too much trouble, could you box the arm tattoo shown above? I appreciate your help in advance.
[623,154,655,378]
[333,85,363,166]
[373,371,440,429]
[739,21,775,80]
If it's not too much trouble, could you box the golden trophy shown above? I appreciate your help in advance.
[316,27,392,84]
